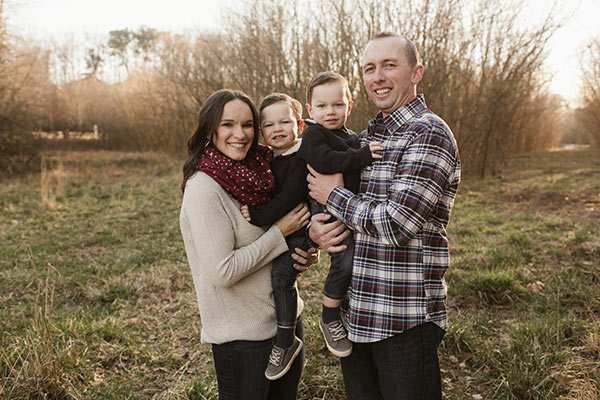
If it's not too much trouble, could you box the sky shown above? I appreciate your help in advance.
[5,0,600,105]
[6,0,226,35]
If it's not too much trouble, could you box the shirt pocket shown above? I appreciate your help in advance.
[360,135,410,198]
[362,162,396,201]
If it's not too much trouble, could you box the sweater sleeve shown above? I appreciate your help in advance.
[298,125,373,174]
[247,158,309,226]
[181,181,288,288]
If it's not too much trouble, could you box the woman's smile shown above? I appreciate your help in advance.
[212,99,255,161]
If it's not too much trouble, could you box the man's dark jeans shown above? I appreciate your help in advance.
[271,236,308,328]
[211,317,304,400]
[340,322,445,400]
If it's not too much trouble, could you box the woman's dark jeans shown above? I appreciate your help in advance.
[340,322,445,400]
[212,317,304,400]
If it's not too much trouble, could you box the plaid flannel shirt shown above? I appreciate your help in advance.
[327,94,461,343]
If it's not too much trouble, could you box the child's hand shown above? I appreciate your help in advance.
[240,205,251,222]
[369,141,384,159]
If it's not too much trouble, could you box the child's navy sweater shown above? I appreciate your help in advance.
[247,143,309,240]
[297,121,373,194]
[247,121,373,234]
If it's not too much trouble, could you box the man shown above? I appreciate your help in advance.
[307,32,461,399]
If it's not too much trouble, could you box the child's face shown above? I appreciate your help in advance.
[261,102,301,153]
[306,81,352,130]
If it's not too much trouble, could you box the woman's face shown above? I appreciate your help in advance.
[212,99,255,161]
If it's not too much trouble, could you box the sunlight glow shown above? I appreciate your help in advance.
[8,0,600,105]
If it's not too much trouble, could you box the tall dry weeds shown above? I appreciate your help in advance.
[41,155,68,207]
[0,264,78,399]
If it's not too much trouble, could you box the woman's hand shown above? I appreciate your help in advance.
[240,205,251,222]
[309,213,350,253]
[274,202,310,237]
[291,247,320,272]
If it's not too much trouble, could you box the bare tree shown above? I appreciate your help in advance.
[426,0,562,176]
[2,0,567,174]
[0,33,53,173]
[578,36,600,147]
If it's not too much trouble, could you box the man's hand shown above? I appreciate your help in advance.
[307,164,344,205]
[308,213,350,253]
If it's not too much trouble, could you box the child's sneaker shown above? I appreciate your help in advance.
[264,336,303,380]
[319,317,352,357]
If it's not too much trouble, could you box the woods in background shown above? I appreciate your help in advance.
[573,36,600,148]
[0,0,595,177]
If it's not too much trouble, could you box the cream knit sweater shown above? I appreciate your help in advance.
[180,172,302,344]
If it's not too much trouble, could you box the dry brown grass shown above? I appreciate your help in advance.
[1,265,79,399]
[1,149,598,399]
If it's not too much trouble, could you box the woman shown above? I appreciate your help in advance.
[180,89,313,399]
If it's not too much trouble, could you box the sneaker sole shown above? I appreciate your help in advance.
[319,322,353,358]
[264,339,304,381]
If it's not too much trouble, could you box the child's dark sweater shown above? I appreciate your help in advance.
[297,121,373,194]
[247,142,309,240]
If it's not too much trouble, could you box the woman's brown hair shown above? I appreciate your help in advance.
[181,89,259,193]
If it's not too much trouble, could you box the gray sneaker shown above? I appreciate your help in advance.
[264,336,303,381]
[319,318,352,357]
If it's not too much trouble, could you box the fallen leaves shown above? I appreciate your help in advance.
[551,371,577,385]
[527,280,545,292]
[93,370,104,385]
[449,352,474,369]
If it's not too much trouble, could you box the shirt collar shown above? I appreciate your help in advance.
[305,119,349,136]
[273,140,302,157]
[368,94,427,135]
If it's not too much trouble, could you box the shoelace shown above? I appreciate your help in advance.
[327,321,347,342]
[268,346,284,366]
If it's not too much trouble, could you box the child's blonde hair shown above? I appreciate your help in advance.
[306,71,352,105]
[259,93,303,127]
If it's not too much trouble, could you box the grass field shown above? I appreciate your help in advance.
[1,148,599,399]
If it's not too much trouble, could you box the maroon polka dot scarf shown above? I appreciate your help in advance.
[197,143,275,206]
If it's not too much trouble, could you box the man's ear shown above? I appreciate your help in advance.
[412,64,424,85]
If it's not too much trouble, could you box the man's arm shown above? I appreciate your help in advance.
[314,129,458,246]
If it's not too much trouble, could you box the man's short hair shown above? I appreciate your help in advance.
[306,71,352,105]
[371,32,420,67]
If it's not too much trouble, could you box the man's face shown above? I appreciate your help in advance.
[362,36,423,116]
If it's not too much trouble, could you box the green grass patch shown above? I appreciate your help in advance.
[450,268,528,305]
[1,149,599,399]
